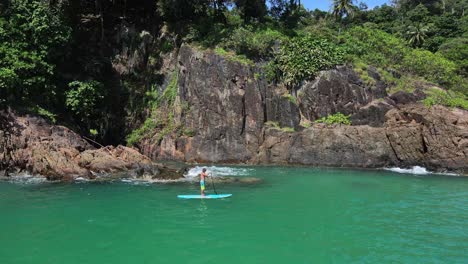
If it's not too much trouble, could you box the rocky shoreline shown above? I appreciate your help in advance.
[0,110,185,182]
[136,45,468,175]
[0,110,266,182]
[1,45,467,181]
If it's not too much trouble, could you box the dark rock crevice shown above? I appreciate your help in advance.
[240,92,247,136]
[385,130,403,162]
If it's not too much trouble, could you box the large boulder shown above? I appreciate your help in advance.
[297,65,387,121]
[0,110,183,181]
[384,104,468,172]
[255,125,397,168]
[350,100,394,127]
[255,104,468,174]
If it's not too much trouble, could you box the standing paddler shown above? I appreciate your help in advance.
[199,168,208,196]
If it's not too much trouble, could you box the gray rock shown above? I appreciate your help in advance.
[136,45,468,174]
[297,66,385,121]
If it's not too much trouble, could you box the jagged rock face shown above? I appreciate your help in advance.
[264,84,301,129]
[255,104,468,174]
[384,104,468,172]
[177,46,265,162]
[349,100,394,127]
[297,66,386,121]
[0,111,182,180]
[255,125,397,167]
[141,45,299,163]
[138,45,468,174]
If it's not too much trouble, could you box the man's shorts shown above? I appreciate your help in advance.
[200,180,205,191]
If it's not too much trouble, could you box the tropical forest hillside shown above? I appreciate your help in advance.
[1,0,468,176]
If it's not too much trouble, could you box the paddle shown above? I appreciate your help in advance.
[209,172,218,195]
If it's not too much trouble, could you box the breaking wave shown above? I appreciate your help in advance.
[185,166,253,178]
[119,178,186,184]
[384,166,459,176]
[2,174,48,184]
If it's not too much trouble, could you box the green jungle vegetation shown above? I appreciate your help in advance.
[1,0,467,144]
[315,112,352,125]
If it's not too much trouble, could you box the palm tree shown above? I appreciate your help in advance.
[406,23,429,47]
[332,0,356,20]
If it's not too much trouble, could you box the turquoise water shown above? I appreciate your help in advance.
[1,167,467,264]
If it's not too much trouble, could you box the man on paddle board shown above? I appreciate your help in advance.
[200,168,208,196]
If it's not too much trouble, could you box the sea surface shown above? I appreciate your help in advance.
[1,166,467,264]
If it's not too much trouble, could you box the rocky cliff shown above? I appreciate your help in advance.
[135,45,468,174]
[0,110,183,181]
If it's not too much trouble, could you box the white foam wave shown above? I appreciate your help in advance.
[385,166,430,175]
[121,179,133,183]
[5,174,48,184]
[75,177,89,182]
[384,166,459,176]
[120,178,187,184]
[185,166,252,178]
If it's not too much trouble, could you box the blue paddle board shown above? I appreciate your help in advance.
[177,194,232,199]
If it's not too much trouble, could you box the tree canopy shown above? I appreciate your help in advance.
[1,0,467,142]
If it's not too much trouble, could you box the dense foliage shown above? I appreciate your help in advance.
[315,113,352,125]
[1,0,467,143]
[0,0,70,106]
[273,36,344,87]
[422,88,468,110]
[65,80,105,129]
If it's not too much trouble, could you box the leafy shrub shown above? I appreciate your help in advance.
[342,26,409,67]
[387,75,423,94]
[214,47,253,65]
[89,129,98,136]
[222,26,287,59]
[126,70,181,146]
[342,26,466,94]
[297,19,341,42]
[161,72,178,105]
[66,80,104,120]
[301,120,312,128]
[265,121,280,128]
[0,0,70,104]
[315,113,351,125]
[282,93,297,104]
[274,36,344,87]
[437,37,468,76]
[353,61,376,86]
[126,117,158,146]
[422,88,468,110]
[182,128,195,137]
[280,127,295,132]
[264,121,295,132]
[401,49,458,88]
[160,39,174,53]
[28,105,57,123]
